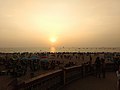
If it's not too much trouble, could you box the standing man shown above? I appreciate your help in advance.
[95,57,101,78]
[101,58,106,78]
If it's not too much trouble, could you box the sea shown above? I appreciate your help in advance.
[0,47,120,53]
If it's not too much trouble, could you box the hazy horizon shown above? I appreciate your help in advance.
[0,0,120,48]
[0,46,120,48]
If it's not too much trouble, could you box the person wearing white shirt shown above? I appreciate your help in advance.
[116,66,120,90]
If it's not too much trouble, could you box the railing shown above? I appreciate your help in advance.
[17,70,64,90]
[64,65,83,84]
[9,63,115,90]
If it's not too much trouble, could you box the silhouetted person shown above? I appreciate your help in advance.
[101,58,106,78]
[116,66,120,90]
[95,57,101,78]
[88,55,92,73]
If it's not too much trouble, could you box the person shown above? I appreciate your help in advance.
[95,57,101,78]
[101,58,106,78]
[116,66,120,90]
[88,56,92,74]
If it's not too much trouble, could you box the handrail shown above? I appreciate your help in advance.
[25,69,62,84]
[65,65,82,70]
[13,62,115,90]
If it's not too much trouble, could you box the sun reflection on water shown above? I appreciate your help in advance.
[50,47,56,53]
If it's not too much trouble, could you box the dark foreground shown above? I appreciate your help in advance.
[62,72,117,90]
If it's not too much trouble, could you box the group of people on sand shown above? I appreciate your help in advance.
[0,52,79,77]
[0,52,63,77]
[0,52,119,80]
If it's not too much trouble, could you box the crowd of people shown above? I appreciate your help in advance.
[0,52,119,79]
[0,52,62,77]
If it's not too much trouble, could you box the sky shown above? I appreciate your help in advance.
[0,0,120,48]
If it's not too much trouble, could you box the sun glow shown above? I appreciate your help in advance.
[50,37,57,43]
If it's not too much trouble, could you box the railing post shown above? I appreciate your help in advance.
[63,68,66,85]
[82,64,85,78]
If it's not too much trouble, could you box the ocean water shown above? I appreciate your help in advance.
[0,47,120,53]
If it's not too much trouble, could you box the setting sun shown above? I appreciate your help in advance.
[0,0,120,48]
[50,37,57,43]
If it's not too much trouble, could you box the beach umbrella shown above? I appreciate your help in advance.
[40,58,48,62]
[29,56,39,60]
[11,57,17,60]
[21,57,29,60]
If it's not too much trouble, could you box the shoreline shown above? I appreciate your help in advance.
[0,47,120,53]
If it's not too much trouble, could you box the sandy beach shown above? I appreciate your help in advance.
[0,52,119,90]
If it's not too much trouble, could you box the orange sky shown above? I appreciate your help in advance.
[0,0,120,47]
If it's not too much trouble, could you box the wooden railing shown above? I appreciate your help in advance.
[9,63,115,90]
[64,65,83,84]
[17,70,64,90]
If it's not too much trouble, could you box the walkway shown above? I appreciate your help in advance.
[62,72,117,90]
